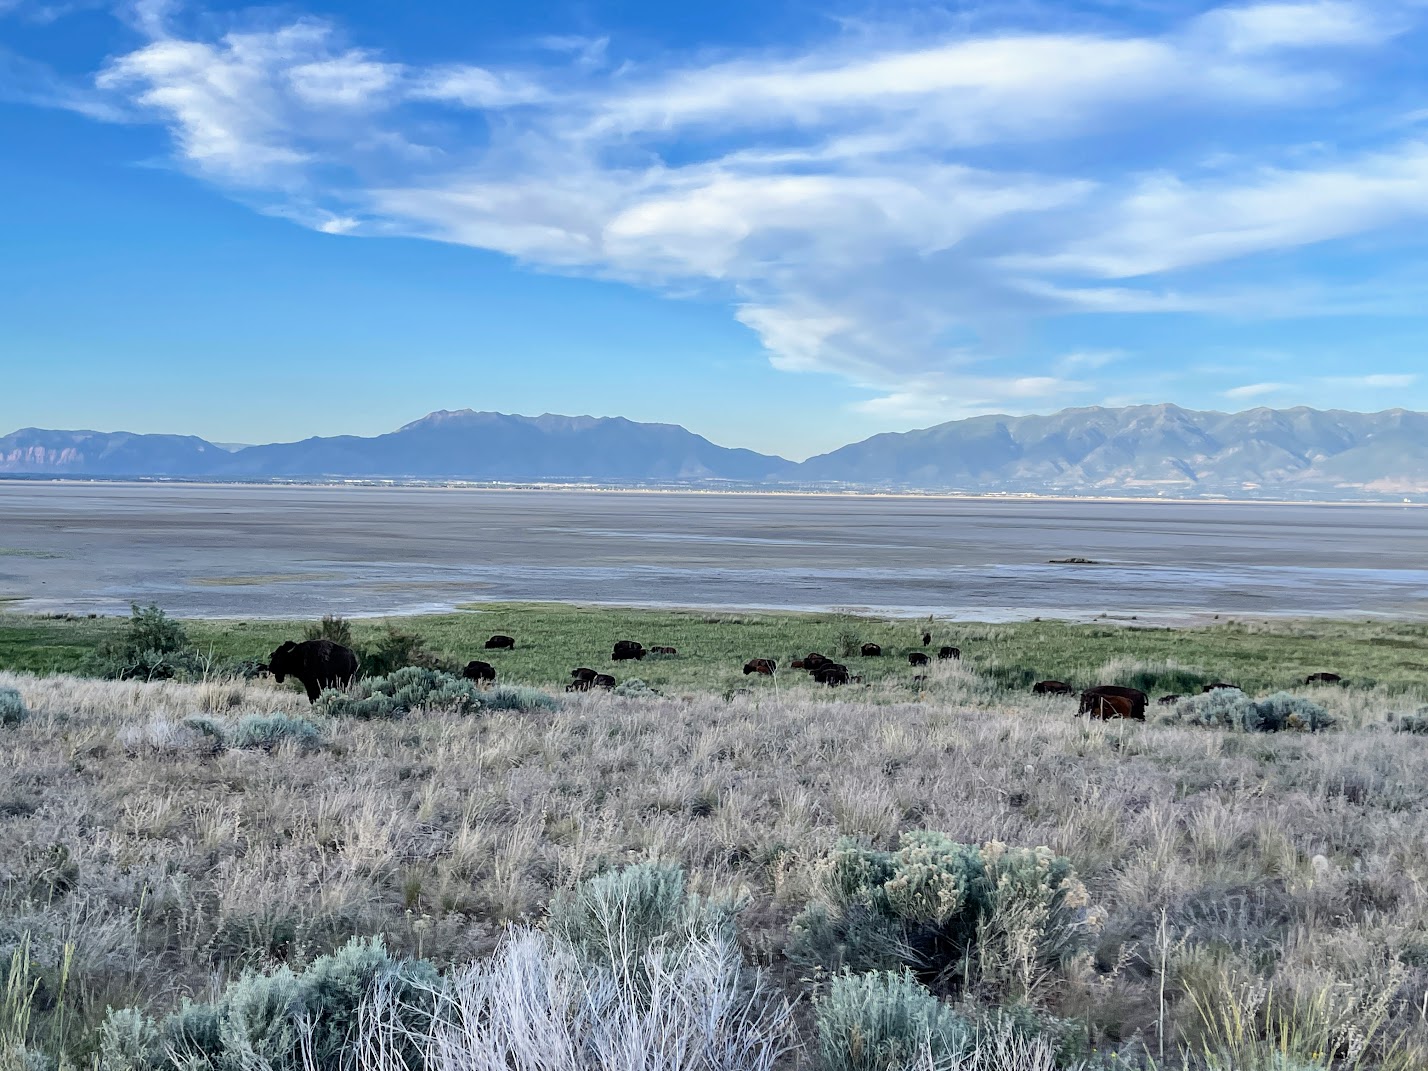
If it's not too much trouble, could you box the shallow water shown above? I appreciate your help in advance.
[1,483,1426,620]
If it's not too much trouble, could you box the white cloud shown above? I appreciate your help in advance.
[1223,382,1288,398]
[43,0,1426,408]
[1323,373,1420,387]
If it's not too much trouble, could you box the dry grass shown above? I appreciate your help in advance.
[3,666,1428,1068]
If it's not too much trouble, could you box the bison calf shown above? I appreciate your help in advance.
[1032,680,1073,695]
[485,635,516,650]
[743,658,777,676]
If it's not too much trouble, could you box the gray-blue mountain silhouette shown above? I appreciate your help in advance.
[3,404,1425,498]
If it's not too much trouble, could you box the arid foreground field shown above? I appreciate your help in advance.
[3,610,1428,1070]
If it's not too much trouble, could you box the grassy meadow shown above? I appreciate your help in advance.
[3,604,1428,1069]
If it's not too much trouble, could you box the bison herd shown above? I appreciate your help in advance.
[257,630,1347,717]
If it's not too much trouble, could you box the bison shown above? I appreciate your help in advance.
[803,653,830,671]
[1157,694,1182,706]
[650,646,678,655]
[485,635,516,650]
[1306,672,1342,684]
[461,660,496,683]
[1078,685,1148,721]
[743,658,777,676]
[937,646,961,661]
[790,659,806,670]
[612,641,646,661]
[1203,682,1240,692]
[922,631,932,647]
[265,639,359,703]
[566,679,592,692]
[570,667,598,682]
[1032,680,1073,695]
[908,652,930,667]
[593,674,616,689]
[813,663,850,687]
[861,643,882,657]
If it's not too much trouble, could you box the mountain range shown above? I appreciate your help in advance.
[3,404,1426,499]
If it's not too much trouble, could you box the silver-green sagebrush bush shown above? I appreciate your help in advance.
[316,666,485,719]
[482,684,558,712]
[815,970,971,1071]
[0,686,27,726]
[1167,689,1335,732]
[98,937,438,1071]
[789,833,1097,998]
[227,712,324,752]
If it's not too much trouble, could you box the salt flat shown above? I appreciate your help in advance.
[1,482,1425,620]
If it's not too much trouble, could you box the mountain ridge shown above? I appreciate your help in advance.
[2,404,1425,500]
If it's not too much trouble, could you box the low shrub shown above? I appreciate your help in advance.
[1167,689,1334,733]
[89,604,201,681]
[0,687,27,726]
[317,666,484,720]
[814,970,969,1071]
[98,937,438,1071]
[482,684,558,712]
[1391,707,1428,734]
[303,613,354,648]
[359,626,455,678]
[612,677,659,698]
[227,713,323,752]
[789,832,1095,997]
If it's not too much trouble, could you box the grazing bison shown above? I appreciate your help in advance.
[922,631,932,646]
[593,674,616,689]
[485,635,516,650]
[937,646,961,661]
[265,639,359,703]
[908,652,930,667]
[803,653,831,671]
[813,663,850,687]
[1203,682,1240,692]
[650,646,678,655]
[790,659,806,670]
[570,667,598,682]
[1158,694,1182,706]
[461,660,496,683]
[1306,672,1342,684]
[1078,685,1148,721]
[612,641,646,661]
[743,658,777,676]
[1032,680,1074,695]
[861,643,883,657]
[566,679,592,692]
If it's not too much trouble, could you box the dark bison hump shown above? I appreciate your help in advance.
[861,643,882,657]
[937,646,960,660]
[908,652,929,666]
[462,660,496,682]
[485,635,515,649]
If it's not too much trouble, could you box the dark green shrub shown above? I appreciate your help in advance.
[789,832,1094,991]
[228,713,323,752]
[90,604,200,681]
[303,613,354,648]
[98,937,438,1071]
[359,626,455,678]
[814,970,969,1071]
[0,687,27,726]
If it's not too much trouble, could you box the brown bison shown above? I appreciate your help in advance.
[265,639,359,703]
[485,635,516,650]
[570,667,598,682]
[861,643,882,657]
[743,658,777,676]
[1306,672,1342,684]
[922,631,932,646]
[937,646,960,661]
[803,653,831,671]
[593,673,616,689]
[790,659,806,670]
[908,652,930,666]
[1203,682,1240,692]
[1078,685,1148,721]
[1032,680,1073,695]
[813,663,850,686]
[650,646,678,655]
[461,660,496,683]
[612,640,646,661]
[1157,694,1182,706]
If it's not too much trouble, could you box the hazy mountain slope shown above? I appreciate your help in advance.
[795,405,1428,495]
[0,428,225,475]
[218,410,794,481]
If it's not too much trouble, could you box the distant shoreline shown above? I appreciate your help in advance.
[0,475,1422,508]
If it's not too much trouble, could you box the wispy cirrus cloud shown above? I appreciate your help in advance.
[8,0,1427,419]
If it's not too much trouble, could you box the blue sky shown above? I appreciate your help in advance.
[2,0,1427,460]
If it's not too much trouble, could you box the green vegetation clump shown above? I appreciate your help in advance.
[482,684,558,712]
[316,666,484,719]
[612,677,659,697]
[1168,689,1335,732]
[814,970,970,1071]
[790,833,1095,996]
[227,712,324,752]
[89,603,199,681]
[302,613,354,649]
[0,687,27,726]
[98,937,437,1071]
[359,625,455,678]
